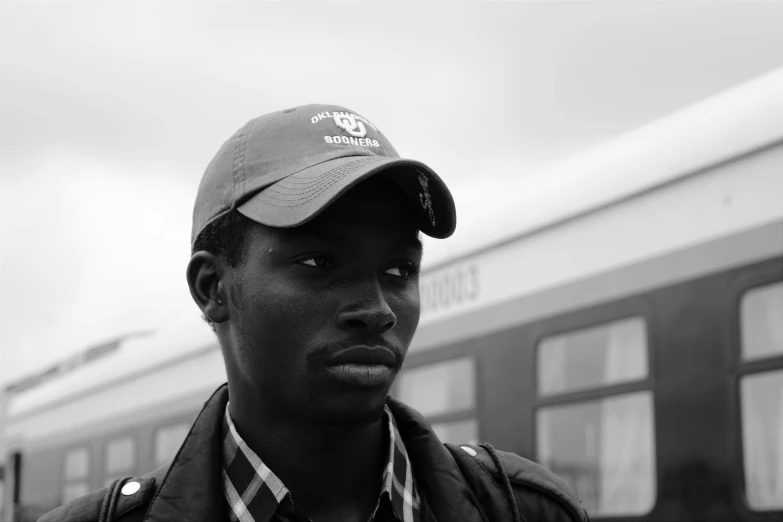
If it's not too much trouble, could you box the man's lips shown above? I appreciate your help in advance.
[325,346,396,367]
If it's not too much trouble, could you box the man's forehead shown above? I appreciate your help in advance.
[311,176,416,225]
[295,210,421,244]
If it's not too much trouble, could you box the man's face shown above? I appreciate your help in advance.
[220,176,422,425]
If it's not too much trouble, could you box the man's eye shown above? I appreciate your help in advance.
[299,257,334,269]
[385,264,418,278]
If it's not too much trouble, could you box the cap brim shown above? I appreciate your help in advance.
[236,155,456,238]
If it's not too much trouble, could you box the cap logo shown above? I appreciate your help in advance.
[333,113,367,138]
[418,172,436,227]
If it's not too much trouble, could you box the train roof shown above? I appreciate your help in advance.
[6,316,217,418]
[421,66,783,270]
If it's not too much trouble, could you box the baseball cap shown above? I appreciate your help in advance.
[191,104,457,249]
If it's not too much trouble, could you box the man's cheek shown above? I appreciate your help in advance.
[392,293,421,324]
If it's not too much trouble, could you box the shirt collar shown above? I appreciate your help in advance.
[222,403,420,522]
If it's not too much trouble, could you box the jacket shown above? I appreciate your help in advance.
[39,384,589,522]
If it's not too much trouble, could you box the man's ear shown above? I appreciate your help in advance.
[186,251,229,325]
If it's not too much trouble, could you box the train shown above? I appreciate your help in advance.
[2,66,782,522]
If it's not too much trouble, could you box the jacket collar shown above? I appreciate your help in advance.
[142,385,228,522]
[143,385,485,522]
[385,397,485,522]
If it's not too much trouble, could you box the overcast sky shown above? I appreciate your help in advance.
[2,1,783,386]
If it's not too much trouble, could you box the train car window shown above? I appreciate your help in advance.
[432,419,478,445]
[62,447,90,503]
[537,391,656,516]
[105,436,136,476]
[741,370,783,510]
[395,357,475,417]
[62,482,90,503]
[395,357,477,444]
[155,423,191,467]
[537,316,648,396]
[740,281,783,361]
[63,447,89,480]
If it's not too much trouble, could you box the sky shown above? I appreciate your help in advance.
[2,0,783,386]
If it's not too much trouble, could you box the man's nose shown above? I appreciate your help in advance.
[337,282,397,334]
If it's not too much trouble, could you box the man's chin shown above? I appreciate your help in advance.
[313,396,388,427]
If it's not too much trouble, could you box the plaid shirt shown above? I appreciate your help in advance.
[222,403,421,522]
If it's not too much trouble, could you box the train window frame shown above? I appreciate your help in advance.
[61,445,91,504]
[62,445,90,481]
[533,308,655,408]
[395,356,475,417]
[531,297,658,519]
[739,280,783,363]
[153,422,192,467]
[536,315,650,398]
[102,434,138,486]
[729,258,783,516]
[393,341,481,445]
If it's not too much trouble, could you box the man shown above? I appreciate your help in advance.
[40,105,588,522]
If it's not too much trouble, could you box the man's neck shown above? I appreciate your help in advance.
[228,394,387,522]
